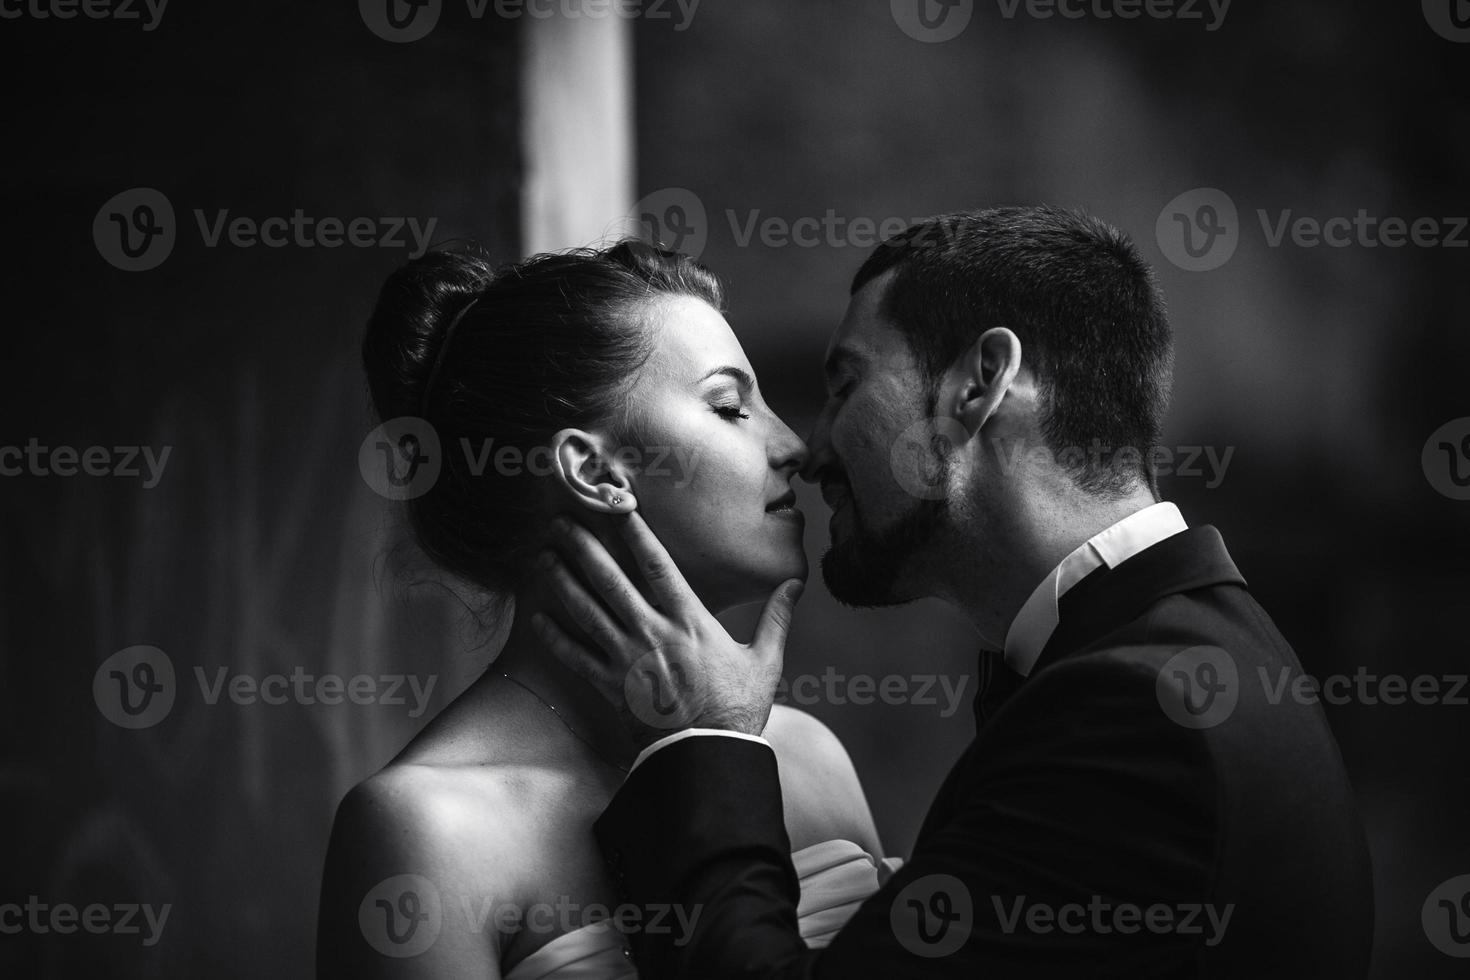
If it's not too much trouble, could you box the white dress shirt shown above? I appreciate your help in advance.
[1003,501,1188,677]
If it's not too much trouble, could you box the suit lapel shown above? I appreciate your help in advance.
[915,526,1246,848]
[1031,525,1247,676]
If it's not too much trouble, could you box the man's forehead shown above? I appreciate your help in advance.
[826,269,901,367]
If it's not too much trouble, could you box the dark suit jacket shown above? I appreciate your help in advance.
[595,526,1374,978]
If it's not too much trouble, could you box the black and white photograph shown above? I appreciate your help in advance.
[3,1,1468,976]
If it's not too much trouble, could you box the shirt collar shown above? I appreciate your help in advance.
[1002,502,1188,677]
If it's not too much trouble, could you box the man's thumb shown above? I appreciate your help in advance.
[754,578,804,655]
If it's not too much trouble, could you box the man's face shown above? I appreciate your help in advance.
[803,270,953,607]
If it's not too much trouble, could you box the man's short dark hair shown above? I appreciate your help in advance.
[852,205,1174,497]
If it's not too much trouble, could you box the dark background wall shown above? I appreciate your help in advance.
[1,5,520,976]
[1,1,1467,977]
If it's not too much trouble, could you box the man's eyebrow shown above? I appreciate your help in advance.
[824,347,864,378]
[697,366,755,389]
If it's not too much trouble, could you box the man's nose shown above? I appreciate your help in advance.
[801,406,834,483]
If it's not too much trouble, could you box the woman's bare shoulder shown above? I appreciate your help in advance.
[328,760,547,898]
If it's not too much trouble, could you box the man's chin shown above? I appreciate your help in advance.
[819,496,947,608]
[819,545,913,609]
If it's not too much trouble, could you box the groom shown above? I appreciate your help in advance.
[535,206,1374,976]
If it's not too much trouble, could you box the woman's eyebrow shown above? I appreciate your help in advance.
[697,366,755,390]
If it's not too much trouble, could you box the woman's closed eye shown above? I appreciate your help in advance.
[713,402,751,421]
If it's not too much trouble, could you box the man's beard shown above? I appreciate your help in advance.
[820,452,951,609]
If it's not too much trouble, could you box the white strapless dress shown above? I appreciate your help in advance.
[504,839,901,979]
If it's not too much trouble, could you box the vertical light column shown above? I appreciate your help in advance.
[521,4,636,254]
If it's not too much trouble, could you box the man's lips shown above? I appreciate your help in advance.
[820,482,850,511]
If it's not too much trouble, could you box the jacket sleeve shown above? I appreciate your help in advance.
[594,655,1222,979]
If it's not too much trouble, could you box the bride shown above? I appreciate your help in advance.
[317,240,897,978]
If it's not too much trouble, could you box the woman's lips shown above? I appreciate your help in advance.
[765,491,803,520]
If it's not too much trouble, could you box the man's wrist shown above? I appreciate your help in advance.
[628,729,772,774]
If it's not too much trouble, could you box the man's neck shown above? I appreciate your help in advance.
[937,485,1160,650]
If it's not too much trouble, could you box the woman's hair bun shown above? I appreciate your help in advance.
[362,247,496,425]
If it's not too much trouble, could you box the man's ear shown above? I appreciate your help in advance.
[548,428,639,515]
[947,327,1026,438]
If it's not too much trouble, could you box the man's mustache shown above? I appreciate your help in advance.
[818,473,852,510]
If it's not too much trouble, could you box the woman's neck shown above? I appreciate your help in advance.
[489,584,641,774]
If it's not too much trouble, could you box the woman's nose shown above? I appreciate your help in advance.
[771,418,809,475]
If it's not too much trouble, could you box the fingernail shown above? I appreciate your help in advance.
[537,550,556,569]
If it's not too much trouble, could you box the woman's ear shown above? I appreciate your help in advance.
[548,428,639,515]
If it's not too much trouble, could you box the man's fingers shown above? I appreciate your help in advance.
[616,512,698,616]
[542,551,636,656]
[550,518,659,632]
[530,612,614,693]
[752,578,804,663]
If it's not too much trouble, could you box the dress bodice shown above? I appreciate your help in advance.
[503,838,899,979]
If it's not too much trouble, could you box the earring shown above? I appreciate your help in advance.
[609,494,623,506]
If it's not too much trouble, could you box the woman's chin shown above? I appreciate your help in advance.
[752,555,810,596]
[705,557,808,613]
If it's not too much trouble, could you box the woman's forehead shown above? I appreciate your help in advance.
[640,294,751,381]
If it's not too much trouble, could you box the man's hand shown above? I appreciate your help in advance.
[532,512,805,751]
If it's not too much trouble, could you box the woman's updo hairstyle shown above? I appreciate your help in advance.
[363,238,724,592]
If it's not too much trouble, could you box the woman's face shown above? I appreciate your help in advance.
[619,294,809,612]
